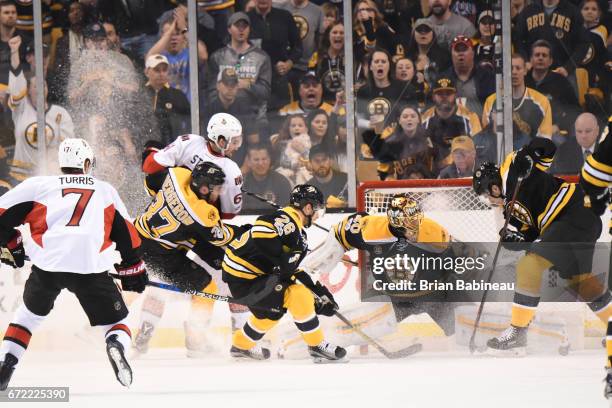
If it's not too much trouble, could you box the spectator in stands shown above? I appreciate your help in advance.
[147,14,208,101]
[98,0,168,60]
[472,112,530,167]
[421,76,481,169]
[426,0,476,49]
[0,0,17,90]
[511,0,526,19]
[363,104,436,180]
[281,0,325,93]
[450,0,478,24]
[443,35,495,117]
[7,35,73,181]
[272,114,312,185]
[356,49,416,154]
[321,2,338,31]
[202,67,260,144]
[306,143,347,208]
[514,0,591,78]
[395,57,426,105]
[207,12,272,122]
[13,1,52,43]
[473,9,495,69]
[373,0,423,39]
[248,0,302,110]
[525,39,580,142]
[334,117,348,172]
[306,108,335,148]
[580,0,610,116]
[143,54,190,146]
[243,143,292,210]
[309,21,344,104]
[279,72,334,117]
[438,135,476,178]
[550,112,600,175]
[404,18,451,86]
[483,54,553,143]
[103,21,141,72]
[352,0,398,65]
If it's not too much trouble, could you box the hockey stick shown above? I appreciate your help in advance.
[468,176,524,354]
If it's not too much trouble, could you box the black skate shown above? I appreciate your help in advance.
[230,345,270,361]
[132,321,154,356]
[308,341,348,364]
[487,325,527,357]
[0,353,18,391]
[604,368,612,399]
[106,335,133,387]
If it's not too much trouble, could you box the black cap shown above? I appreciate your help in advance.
[300,71,320,86]
[309,143,331,160]
[227,12,250,27]
[83,23,106,40]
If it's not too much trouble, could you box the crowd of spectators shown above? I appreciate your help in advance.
[0,0,609,210]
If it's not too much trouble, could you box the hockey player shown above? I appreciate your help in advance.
[473,137,612,356]
[0,139,147,389]
[133,162,243,356]
[136,112,247,355]
[300,194,470,338]
[579,118,612,398]
[223,184,347,362]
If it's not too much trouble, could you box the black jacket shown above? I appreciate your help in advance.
[248,7,302,66]
[550,136,598,175]
[144,84,190,146]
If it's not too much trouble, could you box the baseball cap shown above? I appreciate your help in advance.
[413,18,433,31]
[217,67,239,86]
[145,54,169,69]
[478,10,494,24]
[451,136,475,152]
[25,41,49,56]
[451,35,473,51]
[300,71,320,85]
[227,12,250,27]
[83,23,106,40]
[309,143,331,160]
[433,77,456,93]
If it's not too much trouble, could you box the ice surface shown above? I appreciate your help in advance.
[4,348,608,408]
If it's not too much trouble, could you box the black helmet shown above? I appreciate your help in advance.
[473,162,502,197]
[191,161,225,200]
[290,184,325,226]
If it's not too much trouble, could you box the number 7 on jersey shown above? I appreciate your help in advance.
[62,188,94,226]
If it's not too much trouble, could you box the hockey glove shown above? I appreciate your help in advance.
[114,260,148,293]
[312,282,338,317]
[141,140,164,166]
[499,227,527,251]
[0,230,25,268]
[513,147,534,179]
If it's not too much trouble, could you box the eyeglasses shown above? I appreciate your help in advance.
[415,26,432,34]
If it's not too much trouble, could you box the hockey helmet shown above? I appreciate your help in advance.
[191,161,226,200]
[473,162,503,197]
[206,113,243,154]
[386,194,423,236]
[290,184,325,226]
[58,138,95,174]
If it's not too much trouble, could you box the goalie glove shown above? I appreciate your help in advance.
[114,260,148,293]
[1,230,25,268]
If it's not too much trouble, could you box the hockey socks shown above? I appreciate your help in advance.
[0,305,46,363]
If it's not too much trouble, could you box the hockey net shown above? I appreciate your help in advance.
[356,177,607,351]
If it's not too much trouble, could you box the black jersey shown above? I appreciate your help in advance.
[222,206,308,281]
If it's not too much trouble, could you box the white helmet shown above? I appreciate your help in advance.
[58,138,95,174]
[206,113,242,154]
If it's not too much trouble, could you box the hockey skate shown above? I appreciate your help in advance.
[131,321,155,356]
[486,325,527,357]
[184,321,214,358]
[308,341,348,364]
[230,345,271,361]
[106,335,133,387]
[0,353,18,391]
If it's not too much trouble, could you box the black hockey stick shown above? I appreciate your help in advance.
[468,176,524,354]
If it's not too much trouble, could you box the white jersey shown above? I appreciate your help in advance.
[0,174,140,274]
[8,68,74,180]
[153,134,243,217]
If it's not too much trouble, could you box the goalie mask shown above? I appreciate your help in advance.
[206,113,243,155]
[190,161,226,201]
[473,162,504,205]
[387,194,423,237]
[290,184,326,227]
[58,138,95,174]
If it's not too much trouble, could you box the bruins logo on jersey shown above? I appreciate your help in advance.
[25,122,54,149]
[367,97,391,118]
[293,15,309,40]
[322,69,345,93]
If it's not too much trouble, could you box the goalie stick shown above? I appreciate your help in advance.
[468,176,524,354]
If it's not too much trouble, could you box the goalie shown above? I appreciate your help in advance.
[300,194,478,341]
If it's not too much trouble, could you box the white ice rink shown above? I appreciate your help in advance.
[2,348,609,408]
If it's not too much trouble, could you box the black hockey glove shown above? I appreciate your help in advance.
[585,189,610,217]
[513,147,534,179]
[499,227,526,251]
[313,282,338,317]
[0,230,25,268]
[114,260,148,293]
[141,140,164,166]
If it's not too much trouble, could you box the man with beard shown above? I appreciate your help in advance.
[305,143,347,207]
[0,0,17,90]
[426,0,476,49]
[242,143,292,211]
[421,77,481,169]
